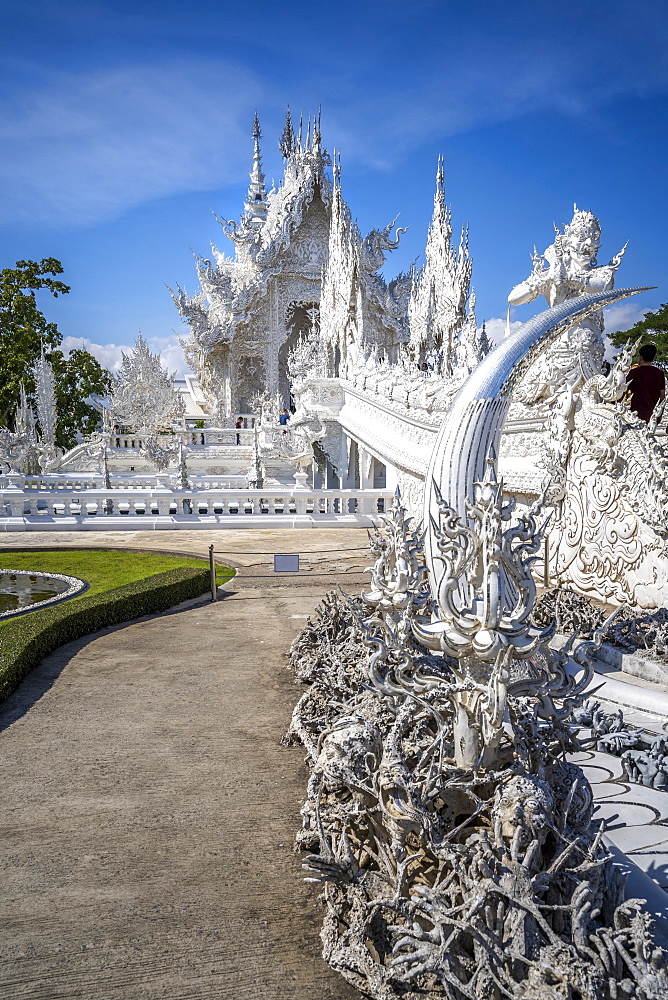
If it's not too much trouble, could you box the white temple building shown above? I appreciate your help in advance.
[171,113,484,419]
[165,112,486,487]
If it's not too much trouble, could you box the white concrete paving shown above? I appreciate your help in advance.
[572,694,668,895]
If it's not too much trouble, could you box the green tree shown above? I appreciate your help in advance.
[0,259,111,449]
[608,302,668,370]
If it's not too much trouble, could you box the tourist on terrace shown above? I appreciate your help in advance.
[279,408,290,434]
[235,416,243,444]
[626,343,666,423]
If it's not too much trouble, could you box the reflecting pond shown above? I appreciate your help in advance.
[0,571,85,617]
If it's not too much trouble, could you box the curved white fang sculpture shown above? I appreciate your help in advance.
[423,287,650,592]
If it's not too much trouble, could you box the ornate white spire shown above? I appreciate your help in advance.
[436,152,444,192]
[313,107,322,150]
[408,157,473,371]
[244,112,268,223]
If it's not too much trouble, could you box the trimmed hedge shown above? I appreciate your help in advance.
[0,567,210,704]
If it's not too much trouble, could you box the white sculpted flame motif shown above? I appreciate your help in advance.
[110,334,184,435]
[547,340,668,608]
[110,334,184,471]
[413,460,601,769]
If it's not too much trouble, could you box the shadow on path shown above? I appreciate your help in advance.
[0,588,237,731]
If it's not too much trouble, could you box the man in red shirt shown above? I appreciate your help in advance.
[626,343,666,423]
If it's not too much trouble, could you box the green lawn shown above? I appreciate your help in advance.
[0,549,235,600]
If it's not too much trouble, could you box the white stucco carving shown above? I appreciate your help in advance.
[110,334,184,435]
[0,356,62,475]
[501,210,668,610]
[546,344,668,608]
[0,384,40,474]
[109,334,185,471]
[32,351,60,473]
[509,205,626,402]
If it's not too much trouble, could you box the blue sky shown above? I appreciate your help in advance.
[2,0,667,372]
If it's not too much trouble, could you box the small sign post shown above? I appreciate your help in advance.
[274,554,300,573]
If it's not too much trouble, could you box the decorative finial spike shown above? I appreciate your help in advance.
[333,148,341,183]
[279,108,295,159]
[436,155,444,191]
[246,112,268,218]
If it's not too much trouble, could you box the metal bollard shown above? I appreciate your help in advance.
[209,543,217,601]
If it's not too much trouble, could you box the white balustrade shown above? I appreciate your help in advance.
[0,484,391,525]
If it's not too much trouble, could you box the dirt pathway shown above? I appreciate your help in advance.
[0,557,364,999]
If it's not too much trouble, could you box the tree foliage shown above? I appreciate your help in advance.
[608,302,668,370]
[0,259,111,449]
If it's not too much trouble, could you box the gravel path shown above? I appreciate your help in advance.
[0,543,364,1000]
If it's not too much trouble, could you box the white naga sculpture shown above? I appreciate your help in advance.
[495,205,668,610]
[544,343,668,608]
[500,210,668,609]
[286,289,667,1000]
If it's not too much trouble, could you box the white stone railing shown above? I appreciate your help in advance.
[109,427,258,451]
[0,472,259,492]
[0,484,394,524]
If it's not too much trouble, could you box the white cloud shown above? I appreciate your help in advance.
[145,334,190,377]
[601,302,649,337]
[62,333,189,376]
[0,60,263,227]
[479,317,523,346]
[61,335,125,372]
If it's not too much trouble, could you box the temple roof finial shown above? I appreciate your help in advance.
[333,148,341,185]
[245,112,268,222]
[279,108,295,159]
[436,155,445,192]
